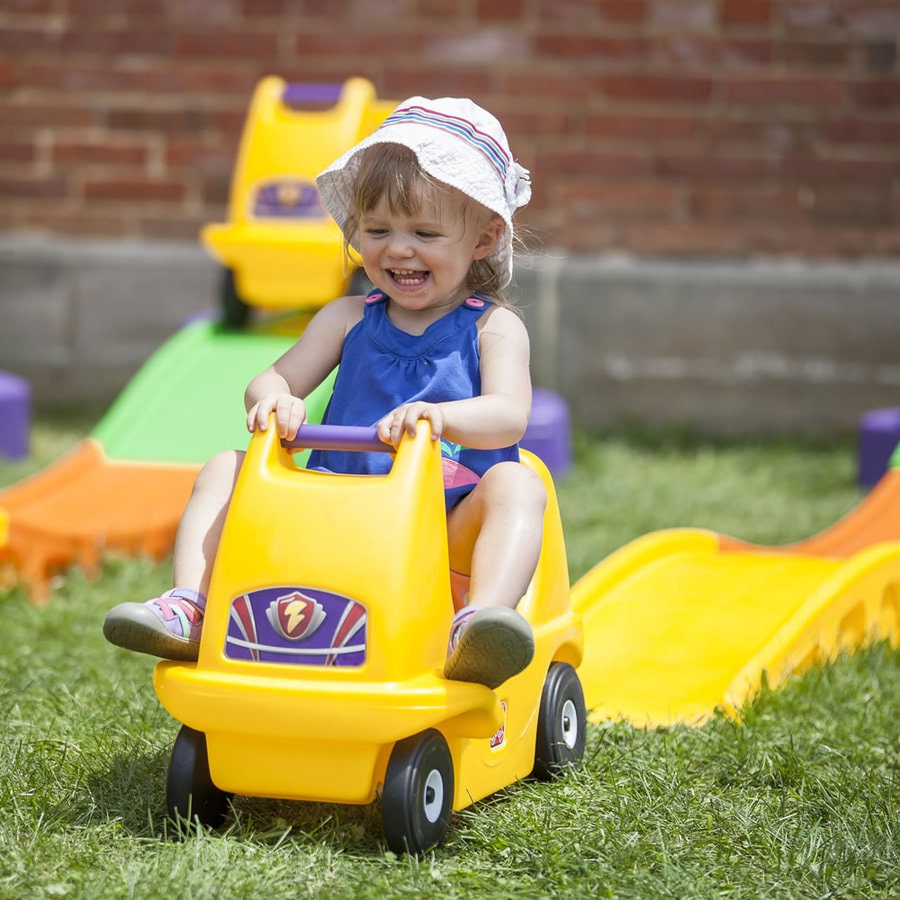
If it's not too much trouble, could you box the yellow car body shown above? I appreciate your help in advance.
[153,420,584,850]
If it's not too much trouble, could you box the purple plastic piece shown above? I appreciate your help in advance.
[225,586,367,666]
[521,388,572,477]
[282,83,343,108]
[857,406,900,488]
[284,424,389,453]
[0,371,30,461]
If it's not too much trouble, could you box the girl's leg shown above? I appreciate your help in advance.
[172,449,244,597]
[446,461,547,609]
[443,462,546,688]
[103,450,243,659]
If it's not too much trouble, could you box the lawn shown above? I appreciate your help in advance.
[1,412,897,898]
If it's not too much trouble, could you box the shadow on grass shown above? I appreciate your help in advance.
[78,744,535,855]
[68,747,172,837]
[71,744,393,853]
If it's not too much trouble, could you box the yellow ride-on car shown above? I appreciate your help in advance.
[153,420,585,853]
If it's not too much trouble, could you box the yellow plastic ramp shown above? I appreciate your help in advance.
[572,529,900,727]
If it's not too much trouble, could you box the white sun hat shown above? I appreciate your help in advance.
[315,96,532,287]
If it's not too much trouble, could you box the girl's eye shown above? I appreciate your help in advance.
[364,228,388,236]
[417,230,439,239]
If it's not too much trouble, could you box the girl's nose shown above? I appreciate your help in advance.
[386,233,414,258]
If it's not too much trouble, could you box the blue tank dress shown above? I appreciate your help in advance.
[307,289,520,510]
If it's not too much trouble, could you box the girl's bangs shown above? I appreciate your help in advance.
[352,144,442,217]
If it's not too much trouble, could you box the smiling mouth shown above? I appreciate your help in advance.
[389,268,429,287]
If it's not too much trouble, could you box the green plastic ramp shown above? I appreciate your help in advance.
[93,319,334,464]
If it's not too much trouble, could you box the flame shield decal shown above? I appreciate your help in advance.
[226,586,367,666]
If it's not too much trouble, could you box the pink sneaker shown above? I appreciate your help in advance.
[443,606,534,689]
[103,588,205,661]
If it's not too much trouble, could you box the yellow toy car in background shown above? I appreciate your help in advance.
[202,77,395,328]
[153,419,585,853]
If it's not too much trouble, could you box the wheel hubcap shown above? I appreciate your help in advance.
[423,769,444,823]
[561,699,579,749]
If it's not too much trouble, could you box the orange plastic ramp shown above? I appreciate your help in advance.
[721,468,900,558]
[572,528,900,727]
[0,439,197,602]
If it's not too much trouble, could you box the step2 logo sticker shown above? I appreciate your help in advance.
[252,179,324,219]
[490,700,508,750]
[226,586,367,666]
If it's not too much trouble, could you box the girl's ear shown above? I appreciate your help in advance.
[472,216,505,260]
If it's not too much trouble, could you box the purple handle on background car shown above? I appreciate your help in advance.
[282,83,343,108]
[283,424,390,453]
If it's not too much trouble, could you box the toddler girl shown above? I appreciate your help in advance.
[104,96,546,690]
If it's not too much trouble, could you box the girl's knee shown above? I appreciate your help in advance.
[481,461,547,513]
[193,450,244,497]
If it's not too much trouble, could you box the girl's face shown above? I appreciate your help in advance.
[357,183,502,325]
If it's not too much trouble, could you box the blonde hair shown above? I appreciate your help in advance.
[343,143,510,305]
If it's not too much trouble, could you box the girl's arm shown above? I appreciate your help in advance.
[245,295,363,439]
[378,305,533,450]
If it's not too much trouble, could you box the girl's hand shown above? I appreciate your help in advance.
[247,392,307,439]
[377,402,446,448]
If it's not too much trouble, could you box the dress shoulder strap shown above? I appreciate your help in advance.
[364,288,387,305]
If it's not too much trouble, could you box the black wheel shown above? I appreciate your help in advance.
[220,268,251,329]
[532,662,586,780]
[166,724,233,830]
[382,729,454,854]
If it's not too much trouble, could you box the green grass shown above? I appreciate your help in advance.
[1,413,897,898]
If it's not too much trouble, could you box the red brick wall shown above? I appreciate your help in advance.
[1,0,897,258]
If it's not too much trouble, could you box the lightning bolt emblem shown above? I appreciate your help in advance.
[266,591,326,641]
[285,599,308,635]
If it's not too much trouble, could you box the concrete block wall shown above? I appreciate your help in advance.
[2,237,897,437]
[516,255,900,435]
[0,239,216,405]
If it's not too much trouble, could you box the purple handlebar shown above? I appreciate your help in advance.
[282,83,343,108]
[283,424,390,453]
